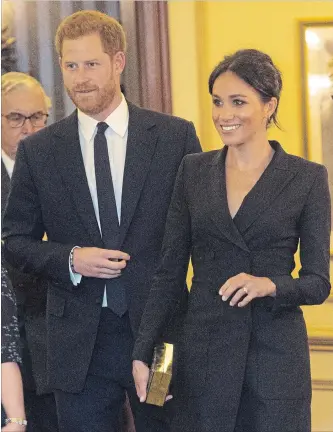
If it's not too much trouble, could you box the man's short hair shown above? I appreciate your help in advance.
[1,72,52,110]
[55,10,127,58]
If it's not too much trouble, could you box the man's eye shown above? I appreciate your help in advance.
[66,63,77,70]
[31,113,44,120]
[88,62,98,67]
[8,113,23,121]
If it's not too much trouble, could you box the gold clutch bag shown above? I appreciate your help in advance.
[146,342,174,407]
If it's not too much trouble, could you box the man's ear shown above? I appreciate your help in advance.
[113,51,126,75]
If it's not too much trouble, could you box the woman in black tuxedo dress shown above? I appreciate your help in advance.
[132,49,331,432]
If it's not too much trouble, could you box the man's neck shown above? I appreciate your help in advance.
[89,92,123,122]
[1,148,15,161]
[1,149,15,178]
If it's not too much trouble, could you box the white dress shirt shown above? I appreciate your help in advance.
[70,95,129,307]
[2,149,15,178]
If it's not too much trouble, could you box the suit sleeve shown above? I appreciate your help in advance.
[184,121,202,156]
[2,142,75,285]
[270,165,331,310]
[133,157,192,364]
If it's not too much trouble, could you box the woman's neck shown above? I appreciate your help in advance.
[225,138,274,172]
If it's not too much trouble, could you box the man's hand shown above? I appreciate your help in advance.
[133,360,150,403]
[73,247,130,278]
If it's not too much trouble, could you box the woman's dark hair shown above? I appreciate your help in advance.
[208,49,282,128]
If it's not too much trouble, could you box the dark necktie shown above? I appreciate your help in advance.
[94,122,127,316]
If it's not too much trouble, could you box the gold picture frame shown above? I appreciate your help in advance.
[300,20,333,253]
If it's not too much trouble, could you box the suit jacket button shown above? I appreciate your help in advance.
[95,297,102,305]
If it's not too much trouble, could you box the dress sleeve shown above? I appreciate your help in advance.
[133,157,192,364]
[270,164,331,310]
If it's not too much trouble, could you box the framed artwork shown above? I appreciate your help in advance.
[300,20,333,253]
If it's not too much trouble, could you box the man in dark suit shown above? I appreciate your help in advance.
[1,72,58,431]
[2,10,201,432]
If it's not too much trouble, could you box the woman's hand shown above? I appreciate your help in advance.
[133,360,150,402]
[2,424,26,431]
[219,273,276,307]
[133,360,173,404]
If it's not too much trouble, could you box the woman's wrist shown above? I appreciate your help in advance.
[265,278,276,297]
[5,418,27,426]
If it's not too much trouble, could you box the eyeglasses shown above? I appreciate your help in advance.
[1,112,49,128]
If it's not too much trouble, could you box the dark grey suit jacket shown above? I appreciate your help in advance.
[133,141,331,432]
[2,158,50,394]
[2,102,201,393]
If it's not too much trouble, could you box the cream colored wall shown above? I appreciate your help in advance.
[169,1,332,153]
[168,2,333,430]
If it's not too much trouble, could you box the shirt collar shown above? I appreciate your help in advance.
[78,94,129,142]
[1,149,15,178]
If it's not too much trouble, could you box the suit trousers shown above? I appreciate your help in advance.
[25,391,58,432]
[54,308,172,432]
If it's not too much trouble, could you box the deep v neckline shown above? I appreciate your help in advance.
[226,148,277,222]
[208,141,295,247]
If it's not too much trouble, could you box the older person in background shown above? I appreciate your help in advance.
[1,72,58,432]
[1,72,51,208]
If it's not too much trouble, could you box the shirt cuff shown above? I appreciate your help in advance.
[69,246,82,286]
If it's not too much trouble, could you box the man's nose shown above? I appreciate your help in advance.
[74,66,89,84]
[21,118,35,135]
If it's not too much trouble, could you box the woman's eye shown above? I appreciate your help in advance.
[213,99,222,107]
[233,99,245,106]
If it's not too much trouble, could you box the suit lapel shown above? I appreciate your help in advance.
[233,141,297,235]
[1,159,10,196]
[119,103,158,247]
[208,149,250,252]
[52,112,102,246]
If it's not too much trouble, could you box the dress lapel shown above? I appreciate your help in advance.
[119,103,158,247]
[207,148,250,252]
[233,141,297,235]
[51,111,103,246]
